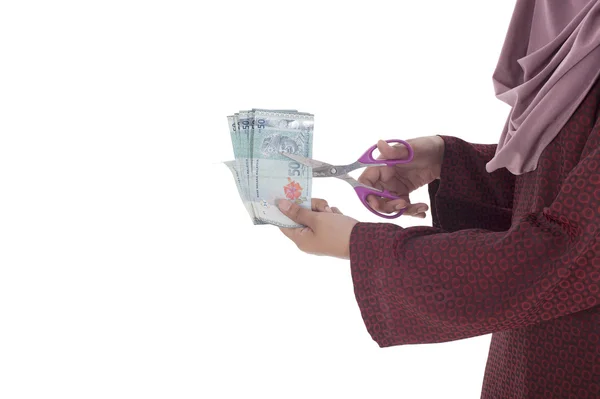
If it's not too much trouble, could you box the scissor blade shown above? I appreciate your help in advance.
[279,151,330,170]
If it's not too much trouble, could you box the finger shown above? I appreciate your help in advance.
[366,194,380,210]
[279,226,314,249]
[380,198,408,214]
[366,196,408,214]
[311,198,331,212]
[357,165,380,187]
[367,195,386,212]
[395,203,429,217]
[369,200,428,216]
[376,139,410,161]
[331,207,343,215]
[279,226,312,240]
[278,199,317,227]
[311,198,332,212]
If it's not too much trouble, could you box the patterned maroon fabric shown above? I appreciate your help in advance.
[349,80,600,398]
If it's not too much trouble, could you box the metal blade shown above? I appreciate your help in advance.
[279,151,331,170]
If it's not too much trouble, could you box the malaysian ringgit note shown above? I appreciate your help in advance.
[224,109,313,227]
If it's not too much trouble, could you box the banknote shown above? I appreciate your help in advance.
[223,109,314,227]
[226,115,259,223]
[237,110,254,212]
[223,160,250,219]
[248,110,313,227]
[227,115,239,159]
[247,158,311,227]
[250,110,314,162]
[224,160,266,225]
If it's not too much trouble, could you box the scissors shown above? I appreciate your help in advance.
[281,139,414,218]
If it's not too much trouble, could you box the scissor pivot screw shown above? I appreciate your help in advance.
[330,167,337,174]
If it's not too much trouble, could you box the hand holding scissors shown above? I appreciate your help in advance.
[282,139,414,218]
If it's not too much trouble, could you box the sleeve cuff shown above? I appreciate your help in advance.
[426,135,513,232]
[348,222,403,347]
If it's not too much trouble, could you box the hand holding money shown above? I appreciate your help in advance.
[277,198,358,259]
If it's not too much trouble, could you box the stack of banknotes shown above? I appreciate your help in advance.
[224,109,314,228]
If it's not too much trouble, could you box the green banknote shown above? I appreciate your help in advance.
[223,109,314,227]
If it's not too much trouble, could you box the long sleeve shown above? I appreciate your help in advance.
[429,135,516,232]
[349,136,599,348]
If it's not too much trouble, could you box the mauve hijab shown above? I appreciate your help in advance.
[486,0,600,175]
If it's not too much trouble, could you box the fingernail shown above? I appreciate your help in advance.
[395,203,406,210]
[325,206,332,212]
[278,199,291,211]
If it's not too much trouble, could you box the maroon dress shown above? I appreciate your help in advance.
[349,80,600,398]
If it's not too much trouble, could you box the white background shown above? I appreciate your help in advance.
[1,1,517,398]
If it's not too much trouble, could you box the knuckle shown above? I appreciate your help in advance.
[288,203,300,216]
[296,208,308,219]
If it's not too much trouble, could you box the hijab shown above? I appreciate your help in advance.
[486,0,600,175]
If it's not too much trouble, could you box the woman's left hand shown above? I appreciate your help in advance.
[277,198,359,259]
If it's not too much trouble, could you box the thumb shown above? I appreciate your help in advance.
[377,139,409,160]
[278,199,316,227]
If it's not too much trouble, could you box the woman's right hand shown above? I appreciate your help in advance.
[357,135,445,218]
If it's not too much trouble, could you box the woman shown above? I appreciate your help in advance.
[277,1,600,398]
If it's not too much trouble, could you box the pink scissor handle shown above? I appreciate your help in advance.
[354,186,405,219]
[357,139,414,165]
